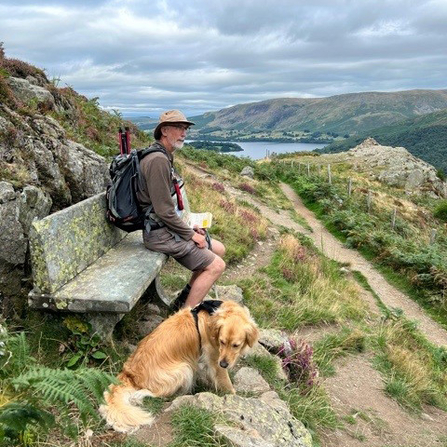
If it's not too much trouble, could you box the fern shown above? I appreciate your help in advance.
[11,366,116,420]
[0,401,54,444]
[0,332,34,378]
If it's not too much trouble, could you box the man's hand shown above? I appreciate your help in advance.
[192,231,207,248]
[193,225,206,235]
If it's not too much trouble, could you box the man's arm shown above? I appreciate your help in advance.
[141,153,195,239]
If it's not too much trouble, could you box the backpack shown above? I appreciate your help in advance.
[105,147,167,232]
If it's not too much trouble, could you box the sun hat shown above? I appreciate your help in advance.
[154,110,195,140]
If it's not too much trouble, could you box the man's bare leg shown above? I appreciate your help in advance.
[188,238,225,287]
[184,255,225,308]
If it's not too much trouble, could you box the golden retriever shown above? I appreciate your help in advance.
[99,300,259,433]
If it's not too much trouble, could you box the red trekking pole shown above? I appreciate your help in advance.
[173,178,184,210]
[125,127,131,154]
[118,128,124,155]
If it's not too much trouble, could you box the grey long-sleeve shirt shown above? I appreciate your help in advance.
[137,143,195,240]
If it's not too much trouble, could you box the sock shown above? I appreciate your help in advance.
[171,284,191,311]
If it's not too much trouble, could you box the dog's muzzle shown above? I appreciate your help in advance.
[219,359,229,369]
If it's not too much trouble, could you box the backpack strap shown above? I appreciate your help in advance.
[191,300,223,352]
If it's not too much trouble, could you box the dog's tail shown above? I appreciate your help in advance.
[99,383,156,433]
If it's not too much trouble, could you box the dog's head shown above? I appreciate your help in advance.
[210,301,259,369]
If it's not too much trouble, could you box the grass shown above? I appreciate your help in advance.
[352,271,447,412]
[241,233,367,330]
[169,405,227,447]
[6,144,447,445]
[313,328,367,376]
[244,352,339,438]
[180,166,269,265]
[282,168,447,329]
[372,317,447,412]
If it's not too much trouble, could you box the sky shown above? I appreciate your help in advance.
[1,0,446,117]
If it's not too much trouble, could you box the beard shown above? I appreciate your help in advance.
[173,140,185,150]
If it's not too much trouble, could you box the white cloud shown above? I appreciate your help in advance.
[1,0,446,116]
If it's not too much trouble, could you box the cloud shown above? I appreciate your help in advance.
[1,0,446,116]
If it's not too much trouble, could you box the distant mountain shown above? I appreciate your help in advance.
[124,115,158,131]
[319,109,447,174]
[188,90,447,137]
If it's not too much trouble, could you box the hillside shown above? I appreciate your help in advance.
[2,49,447,447]
[0,45,150,313]
[181,90,447,139]
[319,108,447,174]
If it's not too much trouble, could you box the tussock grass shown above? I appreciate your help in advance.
[170,404,227,447]
[313,328,367,376]
[242,234,367,330]
[374,319,447,411]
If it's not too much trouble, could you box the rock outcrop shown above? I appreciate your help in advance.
[346,138,447,198]
[0,75,110,313]
[167,389,313,447]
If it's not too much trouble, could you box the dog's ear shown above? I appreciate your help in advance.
[210,317,223,341]
[244,323,259,348]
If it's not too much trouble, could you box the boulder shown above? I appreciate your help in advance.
[0,182,53,302]
[167,391,313,447]
[215,284,244,303]
[19,186,52,236]
[234,367,270,394]
[0,182,26,265]
[258,328,289,352]
[240,166,255,178]
[6,77,55,109]
[64,140,109,202]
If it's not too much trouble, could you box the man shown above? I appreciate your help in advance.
[137,110,226,310]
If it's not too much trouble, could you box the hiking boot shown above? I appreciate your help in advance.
[170,284,191,313]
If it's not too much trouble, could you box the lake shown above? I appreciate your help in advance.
[187,140,327,160]
[231,141,327,160]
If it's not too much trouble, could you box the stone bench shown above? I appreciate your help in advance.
[28,192,169,338]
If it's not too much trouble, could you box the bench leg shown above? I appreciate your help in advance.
[149,275,171,307]
[86,312,124,341]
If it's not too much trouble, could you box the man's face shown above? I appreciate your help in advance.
[162,124,189,151]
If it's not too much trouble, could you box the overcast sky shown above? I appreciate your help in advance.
[1,0,446,117]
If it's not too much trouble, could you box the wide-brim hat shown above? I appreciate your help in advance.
[154,110,195,140]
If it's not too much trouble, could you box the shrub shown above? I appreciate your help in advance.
[238,182,256,195]
[434,201,447,222]
[277,339,319,394]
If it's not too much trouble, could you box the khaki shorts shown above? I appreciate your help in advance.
[143,227,216,271]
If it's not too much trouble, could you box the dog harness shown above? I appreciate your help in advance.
[190,300,223,352]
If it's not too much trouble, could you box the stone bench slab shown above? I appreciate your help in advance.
[29,232,168,313]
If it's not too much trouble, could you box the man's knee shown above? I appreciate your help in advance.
[211,239,226,258]
[207,255,226,277]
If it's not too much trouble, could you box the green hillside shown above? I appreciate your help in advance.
[319,109,447,174]
[187,90,447,138]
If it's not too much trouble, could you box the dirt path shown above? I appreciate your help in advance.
[179,164,447,447]
[280,182,447,348]
[186,163,447,347]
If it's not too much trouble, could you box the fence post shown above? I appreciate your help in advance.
[327,164,332,185]
[430,229,437,245]
[291,160,294,168]
[307,163,310,176]
[367,190,372,213]
[298,163,302,174]
[347,178,352,197]
[391,207,397,230]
